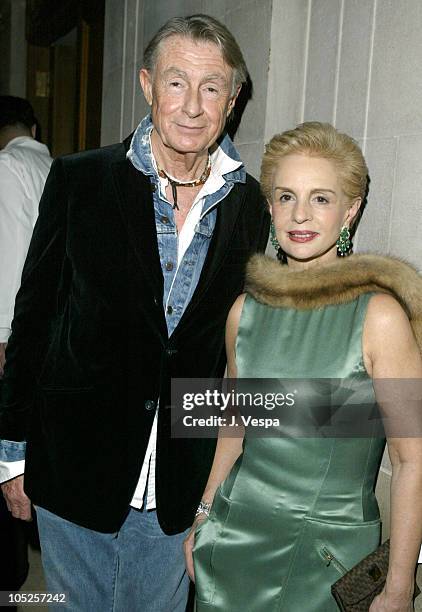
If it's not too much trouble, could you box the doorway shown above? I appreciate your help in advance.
[26,0,105,157]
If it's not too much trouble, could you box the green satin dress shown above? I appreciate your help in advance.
[193,293,385,611]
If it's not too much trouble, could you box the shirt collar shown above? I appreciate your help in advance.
[3,136,50,155]
[127,114,246,184]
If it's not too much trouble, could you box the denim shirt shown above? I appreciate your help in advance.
[127,115,246,335]
[0,115,246,466]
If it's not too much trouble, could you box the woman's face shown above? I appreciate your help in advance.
[270,154,361,269]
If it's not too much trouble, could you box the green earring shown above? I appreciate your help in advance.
[270,222,288,264]
[270,221,280,251]
[336,226,352,257]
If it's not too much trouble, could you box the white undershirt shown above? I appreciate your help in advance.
[0,137,52,342]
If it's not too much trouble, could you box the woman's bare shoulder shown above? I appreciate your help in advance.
[365,293,411,330]
[364,293,422,377]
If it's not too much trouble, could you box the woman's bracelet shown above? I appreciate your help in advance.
[195,500,212,518]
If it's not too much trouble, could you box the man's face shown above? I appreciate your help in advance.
[140,36,239,156]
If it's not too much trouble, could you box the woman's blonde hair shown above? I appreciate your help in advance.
[260,122,368,202]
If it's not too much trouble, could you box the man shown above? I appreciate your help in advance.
[0,96,52,601]
[0,15,269,611]
[0,96,53,376]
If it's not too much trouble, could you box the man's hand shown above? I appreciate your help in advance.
[0,342,6,377]
[1,475,32,521]
[183,514,208,582]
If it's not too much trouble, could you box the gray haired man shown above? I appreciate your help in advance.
[0,14,269,611]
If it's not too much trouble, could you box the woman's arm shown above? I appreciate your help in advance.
[363,294,422,611]
[184,294,246,581]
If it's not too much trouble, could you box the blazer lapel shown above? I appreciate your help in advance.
[111,152,163,295]
[110,145,166,338]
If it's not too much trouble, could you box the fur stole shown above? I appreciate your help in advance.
[245,254,422,349]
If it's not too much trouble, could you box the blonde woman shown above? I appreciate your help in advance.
[185,123,422,611]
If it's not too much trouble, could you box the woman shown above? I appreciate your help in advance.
[184,122,422,611]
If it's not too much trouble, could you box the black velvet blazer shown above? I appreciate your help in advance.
[0,136,270,534]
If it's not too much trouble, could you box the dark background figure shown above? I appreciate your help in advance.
[0,95,52,609]
[0,457,28,612]
[0,96,53,374]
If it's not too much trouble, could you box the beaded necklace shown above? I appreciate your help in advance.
[157,154,211,210]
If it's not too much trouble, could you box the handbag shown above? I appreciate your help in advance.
[331,539,420,611]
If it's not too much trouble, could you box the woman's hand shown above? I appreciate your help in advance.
[369,587,414,611]
[183,513,208,582]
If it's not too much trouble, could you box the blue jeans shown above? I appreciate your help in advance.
[35,505,190,612]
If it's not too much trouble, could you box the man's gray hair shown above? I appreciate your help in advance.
[143,14,248,95]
